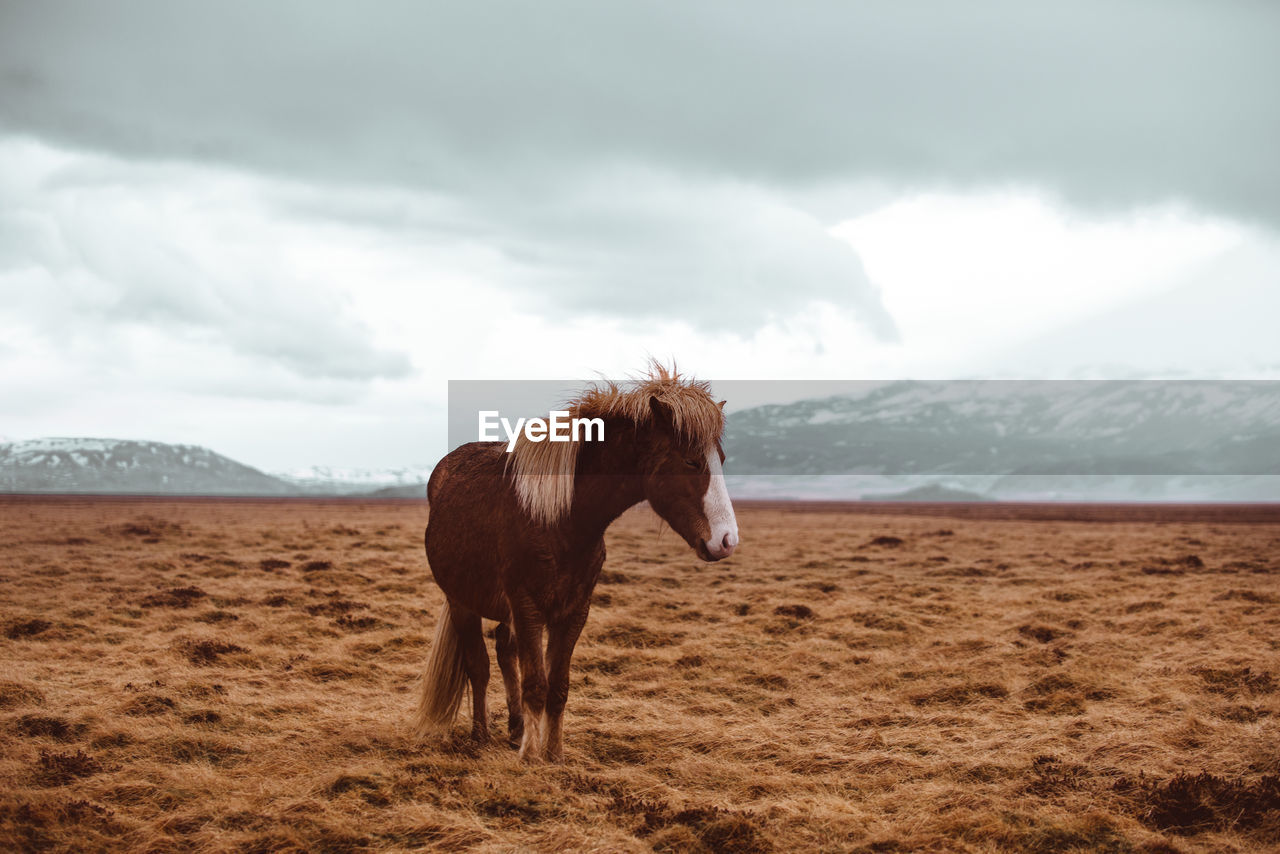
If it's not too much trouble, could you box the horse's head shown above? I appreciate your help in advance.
[640,396,739,561]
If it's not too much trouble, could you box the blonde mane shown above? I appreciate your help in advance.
[506,364,725,526]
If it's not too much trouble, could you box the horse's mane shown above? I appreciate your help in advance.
[507,363,724,526]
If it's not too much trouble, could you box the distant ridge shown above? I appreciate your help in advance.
[724,380,1280,501]
[10,378,1280,502]
[877,484,990,502]
[271,464,433,496]
[0,438,294,495]
[364,483,429,499]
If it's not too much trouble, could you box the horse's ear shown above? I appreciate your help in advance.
[649,395,676,433]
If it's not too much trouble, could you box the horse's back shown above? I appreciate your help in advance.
[428,441,507,498]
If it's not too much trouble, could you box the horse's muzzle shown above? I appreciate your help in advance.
[698,532,738,561]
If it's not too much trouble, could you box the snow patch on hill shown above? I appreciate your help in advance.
[0,437,293,495]
[275,465,433,486]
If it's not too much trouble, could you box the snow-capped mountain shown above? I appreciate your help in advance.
[0,438,294,495]
[723,380,1280,500]
[272,465,432,496]
[6,381,1277,500]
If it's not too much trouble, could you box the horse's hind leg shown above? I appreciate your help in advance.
[449,604,490,743]
[494,622,522,748]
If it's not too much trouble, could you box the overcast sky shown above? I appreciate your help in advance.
[1,1,1278,470]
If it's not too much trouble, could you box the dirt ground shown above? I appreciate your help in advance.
[1,496,1277,853]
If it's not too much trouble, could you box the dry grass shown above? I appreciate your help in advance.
[1,496,1278,852]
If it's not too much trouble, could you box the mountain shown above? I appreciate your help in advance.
[723,380,1280,501]
[0,438,295,495]
[8,380,1278,501]
[364,483,430,499]
[877,484,991,502]
[272,465,432,496]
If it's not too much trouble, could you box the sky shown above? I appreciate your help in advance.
[1,1,1278,470]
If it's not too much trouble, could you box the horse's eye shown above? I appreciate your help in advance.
[684,458,700,470]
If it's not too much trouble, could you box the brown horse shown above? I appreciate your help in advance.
[415,365,739,762]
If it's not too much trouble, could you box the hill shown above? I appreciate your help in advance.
[724,380,1280,500]
[0,438,294,495]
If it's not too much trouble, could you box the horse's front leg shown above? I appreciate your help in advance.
[543,603,590,764]
[509,593,548,762]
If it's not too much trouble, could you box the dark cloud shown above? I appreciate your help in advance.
[3,2,1274,211]
[1,1,1276,336]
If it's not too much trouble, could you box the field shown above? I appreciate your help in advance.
[1,497,1278,853]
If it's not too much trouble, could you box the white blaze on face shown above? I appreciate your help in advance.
[703,447,739,559]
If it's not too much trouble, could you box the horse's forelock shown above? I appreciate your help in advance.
[575,368,724,449]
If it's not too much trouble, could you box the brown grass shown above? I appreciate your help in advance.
[1,496,1278,852]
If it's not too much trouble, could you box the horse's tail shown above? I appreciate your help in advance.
[414,603,468,736]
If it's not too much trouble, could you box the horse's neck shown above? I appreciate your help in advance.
[567,423,645,541]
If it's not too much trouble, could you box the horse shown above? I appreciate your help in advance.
[415,365,739,762]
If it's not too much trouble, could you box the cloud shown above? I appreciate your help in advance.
[409,166,897,335]
[0,140,411,385]
[7,2,1272,339]
[2,2,1275,226]
[2,2,1276,468]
